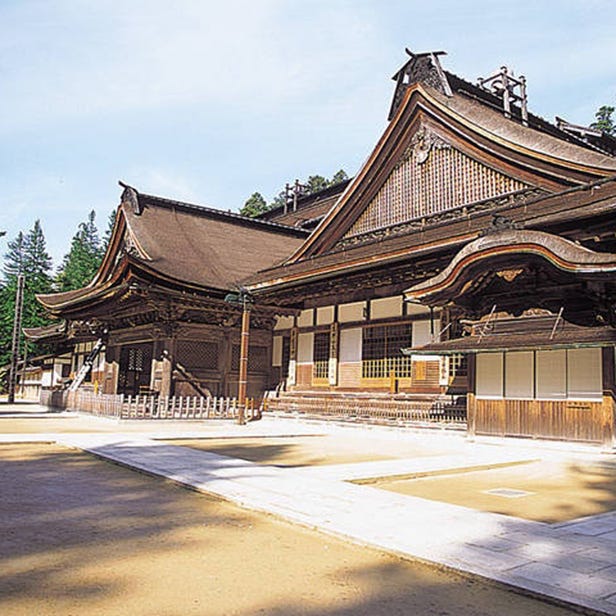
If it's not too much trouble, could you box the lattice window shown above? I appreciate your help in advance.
[177,340,219,370]
[448,353,467,379]
[231,345,269,372]
[128,348,145,372]
[313,331,330,379]
[345,144,527,238]
[362,324,412,378]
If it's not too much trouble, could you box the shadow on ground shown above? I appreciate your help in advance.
[0,442,574,615]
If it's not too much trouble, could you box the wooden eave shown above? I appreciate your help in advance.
[404,229,616,307]
[289,84,616,263]
[407,328,616,355]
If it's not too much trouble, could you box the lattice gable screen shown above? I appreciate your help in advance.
[343,124,528,239]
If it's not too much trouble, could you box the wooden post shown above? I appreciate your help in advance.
[237,299,251,425]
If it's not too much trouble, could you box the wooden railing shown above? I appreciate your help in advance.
[40,389,261,421]
[361,357,412,379]
[267,395,467,424]
[312,360,329,380]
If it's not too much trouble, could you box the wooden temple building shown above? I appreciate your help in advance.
[31,50,616,445]
[33,187,307,398]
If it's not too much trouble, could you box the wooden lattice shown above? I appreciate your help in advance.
[345,143,527,238]
[177,340,219,370]
[232,345,269,372]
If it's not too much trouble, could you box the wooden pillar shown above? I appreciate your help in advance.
[328,321,339,386]
[287,325,298,387]
[601,347,615,449]
[237,301,251,425]
[466,354,477,439]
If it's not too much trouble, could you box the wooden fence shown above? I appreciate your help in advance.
[266,395,467,424]
[40,389,261,421]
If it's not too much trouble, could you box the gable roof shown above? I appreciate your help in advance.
[290,83,616,264]
[38,186,309,314]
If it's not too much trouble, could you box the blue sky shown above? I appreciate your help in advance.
[1,0,615,268]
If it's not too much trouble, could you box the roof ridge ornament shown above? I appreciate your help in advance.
[388,49,453,121]
[477,66,529,127]
[118,180,143,215]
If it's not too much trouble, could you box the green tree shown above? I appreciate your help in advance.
[305,174,329,194]
[330,169,349,185]
[55,210,103,292]
[102,208,118,252]
[591,105,615,135]
[0,221,54,367]
[241,169,350,218]
[239,192,268,218]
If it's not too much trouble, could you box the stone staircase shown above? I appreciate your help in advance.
[264,390,466,427]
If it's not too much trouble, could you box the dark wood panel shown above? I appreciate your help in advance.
[475,397,614,444]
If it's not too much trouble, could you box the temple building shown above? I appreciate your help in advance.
[33,188,307,398]
[31,50,616,445]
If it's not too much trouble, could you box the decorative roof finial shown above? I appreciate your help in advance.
[477,66,528,126]
[388,49,452,121]
[118,181,143,215]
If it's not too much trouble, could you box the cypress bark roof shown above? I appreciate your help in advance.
[38,189,309,313]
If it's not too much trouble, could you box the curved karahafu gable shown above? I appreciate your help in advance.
[404,228,616,307]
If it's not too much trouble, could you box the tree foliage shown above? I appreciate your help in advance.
[591,105,616,135]
[239,192,268,217]
[0,221,54,368]
[55,210,104,292]
[240,169,349,218]
[102,208,117,252]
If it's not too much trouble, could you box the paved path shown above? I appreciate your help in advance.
[5,416,616,614]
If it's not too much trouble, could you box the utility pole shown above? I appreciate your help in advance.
[8,274,25,404]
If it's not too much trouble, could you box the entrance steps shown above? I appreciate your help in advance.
[265,390,466,427]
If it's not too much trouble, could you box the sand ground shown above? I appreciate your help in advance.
[372,457,616,524]
[0,439,576,615]
[165,434,453,467]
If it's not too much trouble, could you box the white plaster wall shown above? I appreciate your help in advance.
[316,306,335,325]
[274,315,294,331]
[297,332,314,363]
[339,328,362,362]
[298,309,314,328]
[338,302,365,323]
[406,303,431,317]
[371,296,402,320]
[272,336,283,367]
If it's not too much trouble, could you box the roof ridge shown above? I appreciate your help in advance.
[136,191,310,237]
[444,70,616,156]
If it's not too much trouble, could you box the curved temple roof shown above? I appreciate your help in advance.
[404,229,616,306]
[38,187,309,315]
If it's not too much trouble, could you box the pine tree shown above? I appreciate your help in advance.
[102,208,117,252]
[55,210,103,292]
[329,169,349,185]
[239,193,268,218]
[242,169,349,218]
[591,105,615,135]
[0,221,54,368]
[305,175,329,193]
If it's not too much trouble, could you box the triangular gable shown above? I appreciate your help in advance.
[341,125,527,241]
[289,83,616,263]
